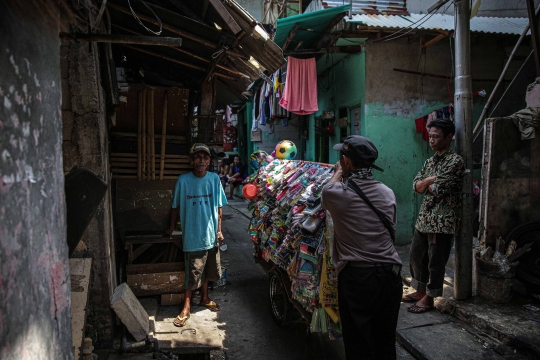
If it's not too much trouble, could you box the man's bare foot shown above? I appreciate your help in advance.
[414,295,434,308]
[173,309,190,327]
[402,291,425,303]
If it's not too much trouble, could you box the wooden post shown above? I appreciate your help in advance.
[137,91,143,181]
[142,88,147,180]
[59,33,183,47]
[146,88,152,180]
[160,91,168,180]
[526,0,540,76]
[150,89,156,180]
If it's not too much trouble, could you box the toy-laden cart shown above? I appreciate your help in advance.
[256,257,313,326]
[246,160,341,334]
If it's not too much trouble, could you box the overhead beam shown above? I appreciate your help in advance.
[209,0,242,35]
[122,45,238,80]
[112,24,248,77]
[421,32,448,50]
[204,36,229,83]
[108,2,215,48]
[282,23,300,51]
[201,0,210,19]
[91,0,108,30]
[166,0,204,23]
[314,12,347,49]
[59,32,182,47]
[393,68,510,83]
[284,45,363,55]
[217,78,244,98]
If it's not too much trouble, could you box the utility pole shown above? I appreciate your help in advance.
[453,0,473,300]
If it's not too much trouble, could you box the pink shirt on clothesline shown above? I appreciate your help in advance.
[279,57,318,115]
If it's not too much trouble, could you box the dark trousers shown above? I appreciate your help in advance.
[338,264,403,360]
[409,230,454,298]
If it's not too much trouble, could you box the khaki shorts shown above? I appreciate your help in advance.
[184,247,221,290]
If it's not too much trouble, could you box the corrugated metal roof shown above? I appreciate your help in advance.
[324,0,407,15]
[347,13,529,35]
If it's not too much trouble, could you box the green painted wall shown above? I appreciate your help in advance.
[311,52,366,163]
[244,100,255,175]
[305,114,316,161]
[363,102,444,244]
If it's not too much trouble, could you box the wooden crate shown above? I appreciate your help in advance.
[126,262,185,296]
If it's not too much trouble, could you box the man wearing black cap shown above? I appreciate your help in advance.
[322,135,402,360]
[166,143,227,328]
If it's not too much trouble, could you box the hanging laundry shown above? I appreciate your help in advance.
[414,105,454,142]
[274,68,283,96]
[226,105,232,126]
[279,57,318,115]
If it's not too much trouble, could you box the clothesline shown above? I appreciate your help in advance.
[252,57,319,132]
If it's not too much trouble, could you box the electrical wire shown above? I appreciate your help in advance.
[373,11,439,43]
[128,0,163,36]
[371,1,453,44]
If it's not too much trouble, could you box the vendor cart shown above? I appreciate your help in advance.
[246,160,340,333]
[257,257,312,327]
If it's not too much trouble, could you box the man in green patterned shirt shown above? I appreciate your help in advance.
[403,119,465,313]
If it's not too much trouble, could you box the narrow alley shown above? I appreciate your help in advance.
[3,1,540,360]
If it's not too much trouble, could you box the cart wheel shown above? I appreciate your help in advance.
[269,271,293,327]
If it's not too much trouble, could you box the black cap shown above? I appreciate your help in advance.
[333,135,384,171]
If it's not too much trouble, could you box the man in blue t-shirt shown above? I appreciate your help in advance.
[166,143,228,327]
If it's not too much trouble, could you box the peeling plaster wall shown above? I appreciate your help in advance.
[0,3,72,360]
[61,36,117,348]
[362,35,515,244]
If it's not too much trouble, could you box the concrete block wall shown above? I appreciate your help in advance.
[61,30,117,349]
[0,3,72,359]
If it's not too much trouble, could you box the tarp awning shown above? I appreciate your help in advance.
[274,5,350,50]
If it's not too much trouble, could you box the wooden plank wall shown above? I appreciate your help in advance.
[113,84,190,181]
[116,84,189,134]
[115,179,177,236]
[111,153,191,180]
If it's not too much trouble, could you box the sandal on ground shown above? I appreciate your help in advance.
[401,294,420,303]
[407,302,435,314]
[173,314,190,327]
[200,300,220,312]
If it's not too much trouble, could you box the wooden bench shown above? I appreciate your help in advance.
[124,230,182,264]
